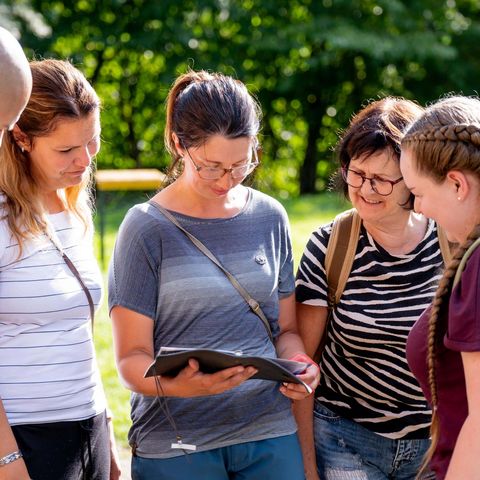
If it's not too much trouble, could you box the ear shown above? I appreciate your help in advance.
[446,170,470,201]
[12,125,32,152]
[171,132,185,158]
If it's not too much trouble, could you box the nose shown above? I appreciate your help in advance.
[77,147,93,167]
[215,170,235,189]
[359,177,375,194]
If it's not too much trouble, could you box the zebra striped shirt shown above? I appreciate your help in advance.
[296,217,443,439]
[0,208,105,425]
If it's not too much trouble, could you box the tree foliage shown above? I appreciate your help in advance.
[2,0,480,196]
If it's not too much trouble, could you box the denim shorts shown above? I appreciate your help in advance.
[313,401,435,480]
[132,433,304,480]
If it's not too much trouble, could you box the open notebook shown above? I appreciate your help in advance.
[145,346,312,393]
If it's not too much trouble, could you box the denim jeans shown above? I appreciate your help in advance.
[132,433,304,480]
[313,401,435,479]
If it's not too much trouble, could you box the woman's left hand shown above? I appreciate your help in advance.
[279,353,320,400]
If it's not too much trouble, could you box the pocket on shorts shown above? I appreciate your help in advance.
[313,400,341,423]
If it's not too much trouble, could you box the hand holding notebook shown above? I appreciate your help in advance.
[145,346,312,393]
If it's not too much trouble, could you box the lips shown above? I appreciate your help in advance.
[360,196,381,205]
[211,187,228,196]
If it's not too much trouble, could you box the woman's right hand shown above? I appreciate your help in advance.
[168,358,258,397]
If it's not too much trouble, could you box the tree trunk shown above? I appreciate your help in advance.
[299,117,321,194]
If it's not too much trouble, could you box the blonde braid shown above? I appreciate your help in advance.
[417,224,480,478]
[403,124,480,146]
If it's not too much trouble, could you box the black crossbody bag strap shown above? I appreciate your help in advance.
[150,202,273,342]
[46,230,95,333]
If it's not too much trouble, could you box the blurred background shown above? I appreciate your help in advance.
[2,0,480,199]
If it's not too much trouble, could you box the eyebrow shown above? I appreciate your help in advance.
[198,155,251,166]
[55,131,101,150]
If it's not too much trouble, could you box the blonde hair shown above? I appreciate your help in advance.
[0,59,100,252]
[402,95,480,476]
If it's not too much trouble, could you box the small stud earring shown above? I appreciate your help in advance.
[20,146,24,153]
[457,196,461,201]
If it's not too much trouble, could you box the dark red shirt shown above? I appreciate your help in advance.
[407,246,480,479]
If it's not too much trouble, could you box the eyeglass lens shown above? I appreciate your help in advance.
[343,169,396,196]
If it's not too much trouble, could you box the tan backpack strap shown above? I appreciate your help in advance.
[325,208,361,307]
[312,209,361,364]
[453,236,480,289]
[437,225,454,266]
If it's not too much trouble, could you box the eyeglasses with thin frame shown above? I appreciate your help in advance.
[183,143,259,180]
[342,167,403,196]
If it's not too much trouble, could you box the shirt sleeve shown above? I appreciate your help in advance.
[295,222,332,307]
[445,246,480,351]
[277,204,295,298]
[108,207,161,321]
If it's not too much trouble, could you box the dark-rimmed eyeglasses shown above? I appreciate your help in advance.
[342,168,403,196]
[183,144,259,180]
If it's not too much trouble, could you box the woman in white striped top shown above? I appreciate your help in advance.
[0,59,120,480]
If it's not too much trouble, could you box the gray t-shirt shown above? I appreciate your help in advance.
[108,188,297,458]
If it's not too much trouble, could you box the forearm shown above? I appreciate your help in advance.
[0,401,30,479]
[446,415,480,479]
[117,351,161,396]
[292,395,319,479]
[275,330,305,359]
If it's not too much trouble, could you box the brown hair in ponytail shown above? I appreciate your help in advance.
[163,70,261,181]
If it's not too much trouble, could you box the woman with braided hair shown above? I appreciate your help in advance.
[400,95,480,479]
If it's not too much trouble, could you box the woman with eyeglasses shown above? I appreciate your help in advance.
[108,70,319,480]
[294,98,445,479]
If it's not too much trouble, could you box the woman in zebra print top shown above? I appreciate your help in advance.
[294,98,440,480]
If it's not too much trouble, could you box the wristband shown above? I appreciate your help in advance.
[0,450,23,467]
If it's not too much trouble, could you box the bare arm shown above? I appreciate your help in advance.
[292,302,329,480]
[445,350,480,479]
[0,401,31,480]
[275,294,320,401]
[110,305,257,398]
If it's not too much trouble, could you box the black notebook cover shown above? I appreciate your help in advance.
[144,347,310,390]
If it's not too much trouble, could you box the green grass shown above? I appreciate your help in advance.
[93,191,349,447]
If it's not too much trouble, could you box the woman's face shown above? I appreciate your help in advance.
[180,134,256,201]
[400,147,477,244]
[346,150,411,225]
[25,111,100,192]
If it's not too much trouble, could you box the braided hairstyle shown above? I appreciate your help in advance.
[402,96,480,477]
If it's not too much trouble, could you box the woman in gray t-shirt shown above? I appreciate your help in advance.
[108,70,319,480]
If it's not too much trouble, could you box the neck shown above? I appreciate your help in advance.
[41,190,65,214]
[364,211,428,255]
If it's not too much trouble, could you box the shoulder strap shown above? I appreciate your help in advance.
[453,236,480,289]
[325,208,361,307]
[150,202,274,342]
[312,208,361,364]
[46,230,95,334]
[437,225,454,266]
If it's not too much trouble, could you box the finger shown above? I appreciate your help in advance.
[279,384,311,400]
[297,370,320,390]
[209,366,258,393]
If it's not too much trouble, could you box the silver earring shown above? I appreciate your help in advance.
[21,146,25,153]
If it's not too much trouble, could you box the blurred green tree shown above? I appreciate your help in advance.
[2,0,480,195]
